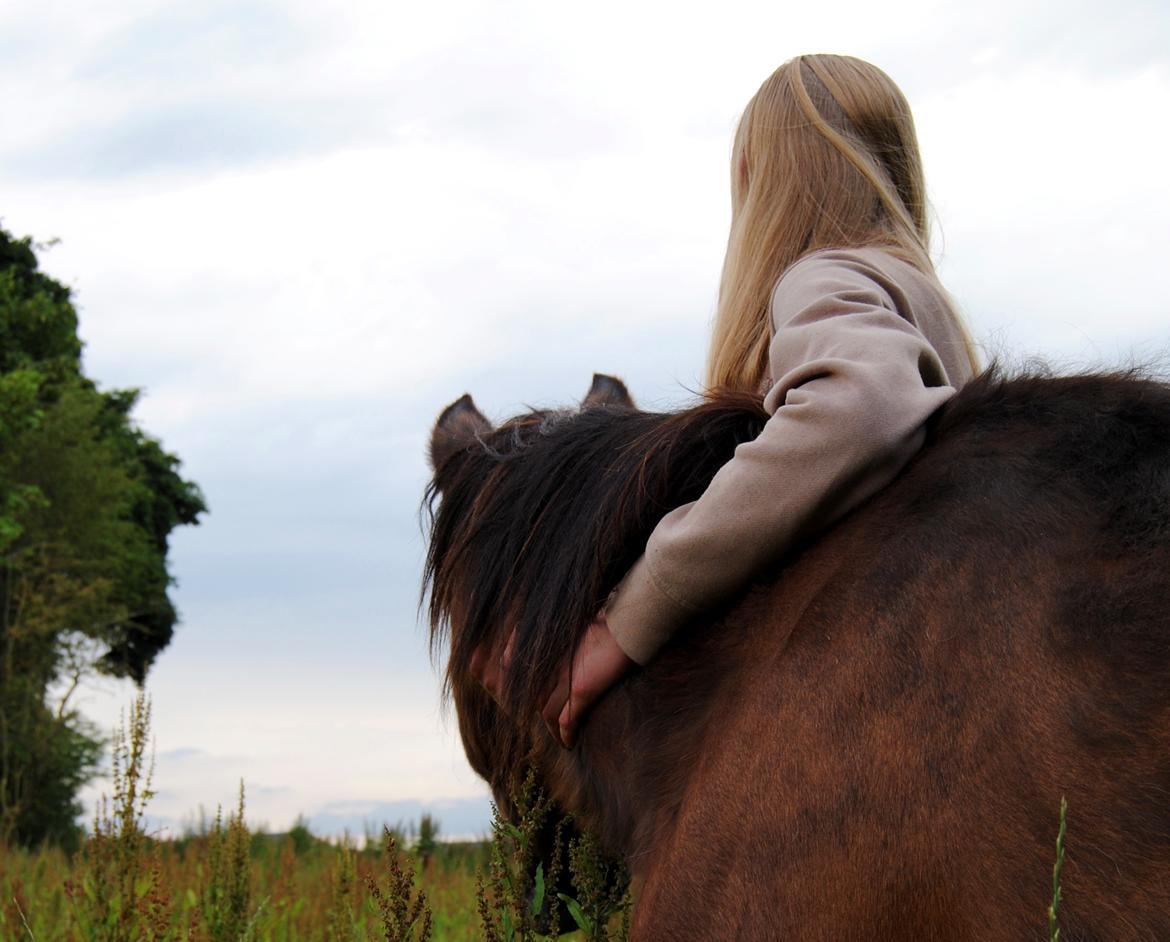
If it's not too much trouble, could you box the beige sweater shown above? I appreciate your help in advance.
[606,247,976,664]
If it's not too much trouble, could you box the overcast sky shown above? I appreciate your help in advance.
[2,0,1167,839]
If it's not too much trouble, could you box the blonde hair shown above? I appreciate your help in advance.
[706,54,979,392]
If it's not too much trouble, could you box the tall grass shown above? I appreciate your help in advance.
[0,696,627,941]
[474,771,629,942]
[64,693,174,941]
[1048,797,1067,942]
[363,828,433,941]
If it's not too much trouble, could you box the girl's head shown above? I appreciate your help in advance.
[708,55,968,392]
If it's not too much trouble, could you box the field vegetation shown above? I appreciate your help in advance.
[0,694,630,941]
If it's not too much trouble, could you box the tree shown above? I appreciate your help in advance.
[0,226,206,848]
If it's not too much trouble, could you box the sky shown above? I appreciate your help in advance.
[1,0,1168,840]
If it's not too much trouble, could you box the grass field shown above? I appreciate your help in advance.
[2,826,491,941]
[0,694,630,942]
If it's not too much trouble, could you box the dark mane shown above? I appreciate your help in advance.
[423,392,768,725]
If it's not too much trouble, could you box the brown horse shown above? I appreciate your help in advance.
[423,369,1170,941]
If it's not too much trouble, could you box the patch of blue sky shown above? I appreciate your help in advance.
[73,1,317,85]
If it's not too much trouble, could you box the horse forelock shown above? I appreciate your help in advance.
[422,392,768,777]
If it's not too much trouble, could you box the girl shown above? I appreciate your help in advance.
[523,54,980,745]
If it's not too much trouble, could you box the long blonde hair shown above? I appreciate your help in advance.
[706,54,979,392]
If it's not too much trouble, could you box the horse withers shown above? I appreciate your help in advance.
[423,370,1170,940]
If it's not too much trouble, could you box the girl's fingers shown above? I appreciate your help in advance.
[558,698,578,749]
[502,629,517,669]
[541,671,571,746]
[470,641,503,702]
[481,660,500,700]
[469,644,489,688]
[471,630,518,706]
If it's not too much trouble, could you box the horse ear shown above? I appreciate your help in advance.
[583,373,635,409]
[430,394,492,471]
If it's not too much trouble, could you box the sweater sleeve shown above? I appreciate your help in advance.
[605,251,958,665]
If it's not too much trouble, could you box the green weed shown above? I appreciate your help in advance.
[203,783,256,941]
[63,691,176,942]
[1048,797,1067,942]
[475,770,629,942]
[364,828,433,942]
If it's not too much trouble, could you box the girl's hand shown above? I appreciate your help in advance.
[470,630,516,707]
[541,611,635,749]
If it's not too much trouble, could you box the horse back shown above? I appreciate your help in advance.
[634,373,1170,941]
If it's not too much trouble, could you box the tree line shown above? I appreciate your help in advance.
[0,225,205,849]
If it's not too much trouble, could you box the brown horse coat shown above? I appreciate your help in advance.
[425,370,1170,941]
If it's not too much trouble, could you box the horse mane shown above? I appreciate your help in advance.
[423,391,768,724]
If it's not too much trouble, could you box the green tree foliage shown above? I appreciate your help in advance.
[0,226,206,848]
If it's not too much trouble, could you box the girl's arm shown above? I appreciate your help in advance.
[606,249,963,664]
[540,249,969,746]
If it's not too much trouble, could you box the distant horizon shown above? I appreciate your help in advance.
[131,794,496,845]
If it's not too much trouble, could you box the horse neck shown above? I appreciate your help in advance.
[537,541,846,871]
[541,618,754,871]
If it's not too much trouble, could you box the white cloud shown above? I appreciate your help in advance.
[918,62,1170,362]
